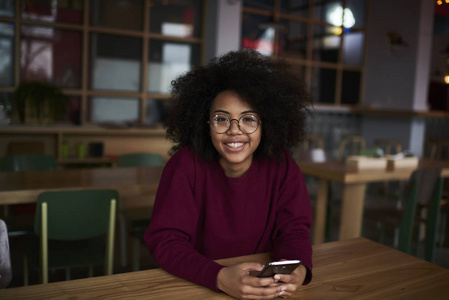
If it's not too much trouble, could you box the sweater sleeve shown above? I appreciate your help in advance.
[144,149,225,291]
[271,152,313,284]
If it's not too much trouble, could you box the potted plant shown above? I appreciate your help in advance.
[11,81,69,125]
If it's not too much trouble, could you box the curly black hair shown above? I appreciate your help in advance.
[165,49,311,161]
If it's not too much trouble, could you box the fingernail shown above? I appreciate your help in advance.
[279,291,285,296]
[274,275,281,280]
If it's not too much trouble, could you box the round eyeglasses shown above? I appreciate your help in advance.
[208,114,262,134]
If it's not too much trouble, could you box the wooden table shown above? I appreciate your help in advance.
[0,166,163,205]
[1,238,448,299]
[299,159,449,244]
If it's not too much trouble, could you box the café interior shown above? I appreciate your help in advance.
[1,0,449,297]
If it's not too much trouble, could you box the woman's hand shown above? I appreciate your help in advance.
[217,262,288,299]
[271,264,307,298]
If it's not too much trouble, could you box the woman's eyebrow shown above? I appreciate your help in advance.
[213,110,258,115]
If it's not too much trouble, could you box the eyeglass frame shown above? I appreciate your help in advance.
[207,114,262,134]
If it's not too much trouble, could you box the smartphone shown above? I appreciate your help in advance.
[257,260,302,278]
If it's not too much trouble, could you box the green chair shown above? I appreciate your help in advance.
[116,153,164,168]
[0,154,56,172]
[0,154,57,237]
[23,189,117,285]
[116,152,164,270]
[363,168,443,261]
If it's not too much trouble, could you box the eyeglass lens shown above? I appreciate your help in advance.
[210,114,260,134]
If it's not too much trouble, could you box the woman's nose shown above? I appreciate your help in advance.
[228,119,242,134]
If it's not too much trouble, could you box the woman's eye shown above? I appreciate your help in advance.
[215,116,228,123]
[242,117,257,123]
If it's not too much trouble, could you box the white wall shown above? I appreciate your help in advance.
[362,0,434,157]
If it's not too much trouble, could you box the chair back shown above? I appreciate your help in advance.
[0,219,12,288]
[398,168,442,258]
[35,189,118,240]
[0,154,56,172]
[116,153,164,167]
[337,135,366,161]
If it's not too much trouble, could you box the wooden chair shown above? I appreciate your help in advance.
[337,135,366,161]
[0,219,12,289]
[116,152,164,270]
[23,189,117,284]
[363,168,443,262]
[374,139,403,155]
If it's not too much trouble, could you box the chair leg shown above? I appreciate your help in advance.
[65,268,71,280]
[23,254,29,286]
[119,212,127,268]
[132,237,140,271]
[88,265,94,277]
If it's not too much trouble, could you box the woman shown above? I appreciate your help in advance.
[145,49,313,299]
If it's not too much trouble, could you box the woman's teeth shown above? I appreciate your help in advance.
[227,142,244,148]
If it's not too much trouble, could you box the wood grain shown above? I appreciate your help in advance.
[1,238,448,299]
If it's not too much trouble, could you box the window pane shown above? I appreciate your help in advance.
[0,0,14,17]
[243,0,274,10]
[91,0,143,30]
[0,92,12,125]
[88,97,139,123]
[21,25,82,88]
[280,0,309,16]
[313,24,340,63]
[314,0,343,24]
[0,22,14,86]
[242,13,275,56]
[341,70,360,105]
[279,20,308,60]
[346,0,365,28]
[67,96,81,125]
[311,67,336,104]
[90,33,142,92]
[149,0,202,38]
[146,99,167,126]
[148,39,200,94]
[343,32,364,66]
[21,0,83,24]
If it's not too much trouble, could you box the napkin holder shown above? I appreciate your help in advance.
[386,155,419,170]
[345,156,388,171]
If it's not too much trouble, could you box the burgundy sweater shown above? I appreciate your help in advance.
[145,146,313,291]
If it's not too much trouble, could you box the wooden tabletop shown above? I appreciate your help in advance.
[1,238,448,299]
[0,167,163,205]
[298,159,449,183]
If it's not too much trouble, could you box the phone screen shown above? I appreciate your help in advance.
[257,260,302,278]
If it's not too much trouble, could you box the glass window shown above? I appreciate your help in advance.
[21,0,83,24]
[90,0,143,30]
[90,33,142,92]
[0,92,12,125]
[148,39,200,94]
[21,25,82,88]
[280,0,309,17]
[146,98,167,126]
[341,70,360,104]
[343,32,364,66]
[0,0,14,17]
[243,0,274,11]
[314,0,343,24]
[149,0,202,38]
[278,20,308,60]
[312,24,340,63]
[0,22,14,86]
[88,97,139,123]
[346,0,365,28]
[242,13,275,56]
[311,67,336,104]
